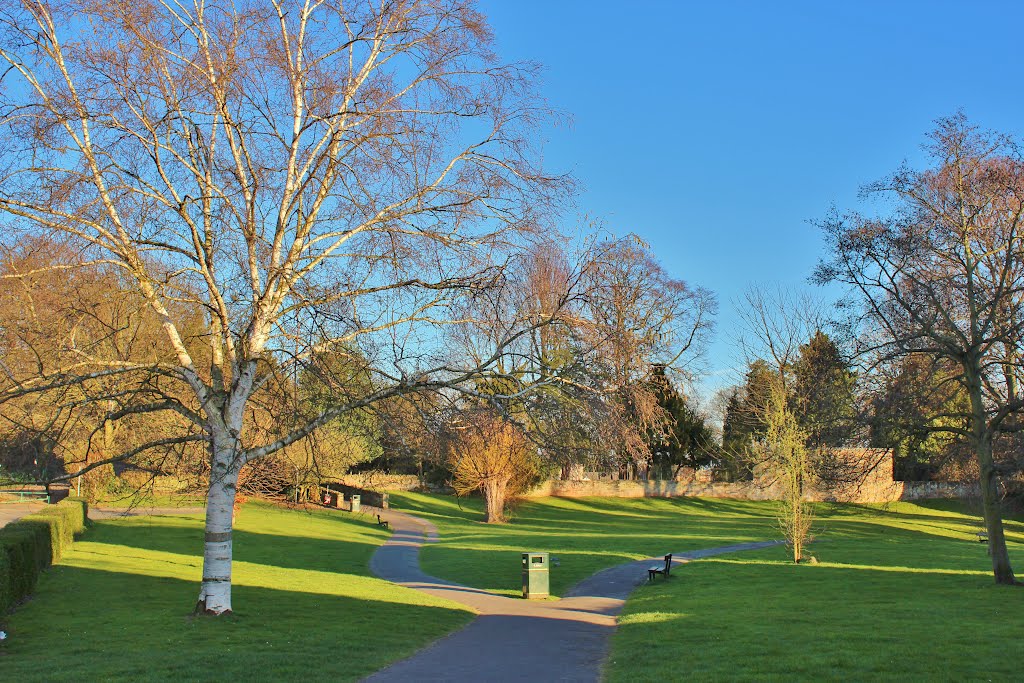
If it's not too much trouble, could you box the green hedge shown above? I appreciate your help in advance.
[0,497,88,614]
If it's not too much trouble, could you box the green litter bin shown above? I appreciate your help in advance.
[522,551,549,599]
[350,494,361,513]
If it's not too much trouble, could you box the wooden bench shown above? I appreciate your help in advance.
[648,554,673,581]
[0,490,50,504]
[377,514,390,530]
[977,531,989,543]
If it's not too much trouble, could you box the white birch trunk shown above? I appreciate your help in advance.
[195,443,241,614]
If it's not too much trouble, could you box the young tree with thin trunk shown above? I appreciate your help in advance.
[733,286,822,556]
[817,114,1024,585]
[0,0,564,613]
[762,377,813,563]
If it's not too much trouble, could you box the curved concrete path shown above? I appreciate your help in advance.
[365,508,781,683]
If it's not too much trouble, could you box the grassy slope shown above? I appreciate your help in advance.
[5,493,1021,681]
[0,502,472,682]
[608,501,1024,681]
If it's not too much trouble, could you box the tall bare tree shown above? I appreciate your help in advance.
[816,115,1024,585]
[0,0,564,613]
[577,236,716,471]
[446,234,716,478]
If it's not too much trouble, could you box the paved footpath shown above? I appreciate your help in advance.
[1,503,205,528]
[365,508,781,683]
[0,502,46,529]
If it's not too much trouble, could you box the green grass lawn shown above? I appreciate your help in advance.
[390,493,1024,680]
[5,493,1023,681]
[607,501,1024,681]
[0,502,473,682]
[391,492,783,596]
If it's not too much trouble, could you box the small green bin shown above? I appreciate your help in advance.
[350,494,361,513]
[521,551,549,599]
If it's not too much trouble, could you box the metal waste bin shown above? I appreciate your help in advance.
[521,551,549,599]
[350,494,361,513]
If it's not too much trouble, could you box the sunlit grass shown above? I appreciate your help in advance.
[390,493,1024,679]
[7,492,1023,681]
[0,502,473,682]
[606,500,1024,681]
[391,493,782,596]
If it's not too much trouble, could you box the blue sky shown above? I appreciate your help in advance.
[479,0,1024,403]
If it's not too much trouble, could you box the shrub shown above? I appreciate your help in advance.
[0,543,9,612]
[0,497,88,613]
[0,521,50,606]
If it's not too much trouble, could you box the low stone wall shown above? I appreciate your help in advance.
[524,448,979,504]
[899,480,979,500]
[523,478,976,504]
[333,473,422,491]
[331,463,979,504]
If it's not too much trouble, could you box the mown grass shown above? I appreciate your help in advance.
[0,502,473,682]
[607,501,1024,681]
[391,492,782,596]
[5,493,1022,681]
[389,494,1024,679]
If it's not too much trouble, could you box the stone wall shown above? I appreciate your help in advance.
[524,449,977,504]
[333,473,422,491]
[523,477,975,503]
[330,457,979,504]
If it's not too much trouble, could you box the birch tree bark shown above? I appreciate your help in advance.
[0,0,565,613]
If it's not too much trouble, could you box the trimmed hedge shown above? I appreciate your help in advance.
[0,497,88,614]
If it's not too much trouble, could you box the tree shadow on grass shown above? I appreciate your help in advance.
[79,505,395,576]
[1,565,472,683]
[614,560,1024,682]
[82,523,389,575]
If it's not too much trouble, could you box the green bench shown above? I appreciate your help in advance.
[0,490,50,504]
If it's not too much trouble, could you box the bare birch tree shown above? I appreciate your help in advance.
[0,0,565,613]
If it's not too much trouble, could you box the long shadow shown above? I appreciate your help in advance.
[397,495,1024,593]
[1,564,472,682]
[824,500,1024,532]
[82,509,392,575]
[544,495,774,517]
